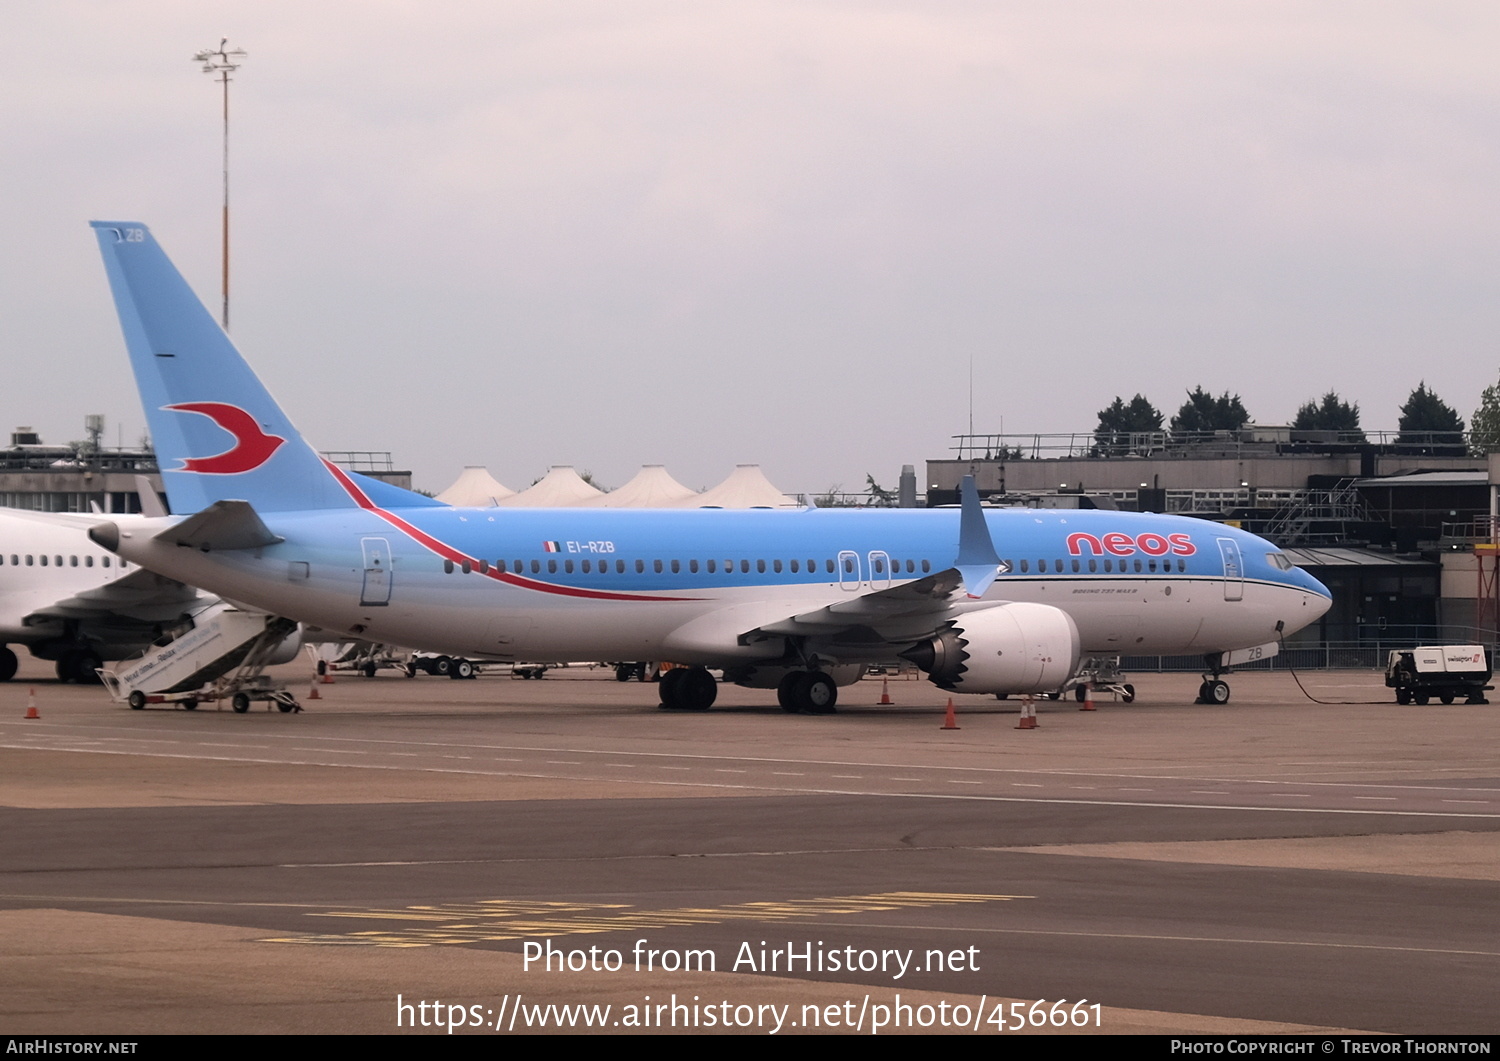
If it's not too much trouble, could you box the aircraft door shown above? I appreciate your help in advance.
[360,537,392,606]
[867,550,892,591]
[838,550,862,592]
[1217,538,1244,602]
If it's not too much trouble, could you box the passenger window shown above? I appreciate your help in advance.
[1071,559,1080,573]
[40,555,47,567]
[1037,559,1046,573]
[1019,559,1028,573]
[548,559,558,573]
[790,559,799,573]
[773,559,782,573]
[921,559,930,573]
[635,559,645,573]
[740,560,750,573]
[757,559,766,573]
[478,560,489,574]
[1133,559,1142,573]
[530,560,540,574]
[707,559,717,573]
[671,559,680,573]
[443,559,454,574]
[70,556,78,567]
[565,560,574,573]
[1088,558,1097,572]
[654,559,663,573]
[582,559,591,573]
[102,557,110,568]
[689,559,698,573]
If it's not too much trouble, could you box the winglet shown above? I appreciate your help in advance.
[954,475,1002,598]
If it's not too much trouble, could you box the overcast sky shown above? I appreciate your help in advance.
[3,2,1497,494]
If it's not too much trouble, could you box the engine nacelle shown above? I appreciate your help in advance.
[902,603,1080,695]
[265,622,304,665]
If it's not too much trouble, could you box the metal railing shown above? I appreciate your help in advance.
[950,430,1471,461]
[1122,633,1499,672]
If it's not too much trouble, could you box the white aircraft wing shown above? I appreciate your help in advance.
[28,567,204,623]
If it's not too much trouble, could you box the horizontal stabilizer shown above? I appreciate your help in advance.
[154,500,283,551]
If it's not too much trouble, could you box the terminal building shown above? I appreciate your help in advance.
[926,429,1499,653]
[0,423,412,514]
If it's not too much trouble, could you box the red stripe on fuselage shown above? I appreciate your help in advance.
[320,459,695,603]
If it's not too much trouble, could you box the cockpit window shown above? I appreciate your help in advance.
[1268,552,1295,571]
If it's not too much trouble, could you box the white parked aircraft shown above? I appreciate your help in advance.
[86,221,1332,712]
[0,507,202,682]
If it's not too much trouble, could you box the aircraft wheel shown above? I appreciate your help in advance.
[363,662,378,678]
[658,668,687,710]
[278,700,298,713]
[994,693,1009,701]
[1205,680,1230,705]
[777,672,802,712]
[615,664,634,683]
[128,690,146,710]
[182,699,198,711]
[55,657,74,683]
[1396,688,1411,705]
[676,667,717,711]
[1122,684,1135,704]
[231,692,252,713]
[450,658,475,680]
[76,652,104,685]
[1074,685,1087,702]
[794,672,838,714]
[0,646,16,682]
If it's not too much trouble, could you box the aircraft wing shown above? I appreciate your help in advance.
[744,567,1004,648]
[28,567,203,623]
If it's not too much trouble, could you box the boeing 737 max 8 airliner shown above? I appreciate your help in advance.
[85,221,1331,713]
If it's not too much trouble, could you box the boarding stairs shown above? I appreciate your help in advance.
[99,601,301,712]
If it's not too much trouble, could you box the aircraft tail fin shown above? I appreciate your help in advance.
[91,221,357,514]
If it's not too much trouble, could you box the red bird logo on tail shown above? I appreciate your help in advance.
[165,402,285,474]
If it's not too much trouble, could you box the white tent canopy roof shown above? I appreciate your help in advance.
[434,466,514,506]
[498,465,606,507]
[677,464,798,508]
[584,464,699,508]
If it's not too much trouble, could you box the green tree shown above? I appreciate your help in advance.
[1094,394,1164,455]
[1169,387,1250,435]
[1292,391,1364,441]
[864,474,896,507]
[1397,382,1464,438]
[1471,374,1500,454]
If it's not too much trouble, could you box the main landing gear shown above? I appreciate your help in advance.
[658,666,718,711]
[777,671,837,714]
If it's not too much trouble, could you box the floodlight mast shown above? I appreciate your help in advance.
[191,38,246,331]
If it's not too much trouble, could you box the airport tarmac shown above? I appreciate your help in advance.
[0,660,1496,1036]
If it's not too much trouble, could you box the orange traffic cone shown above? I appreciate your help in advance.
[941,698,960,730]
[1016,696,1038,730]
[307,680,321,701]
[24,687,39,720]
[879,677,893,705]
[1079,682,1096,712]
